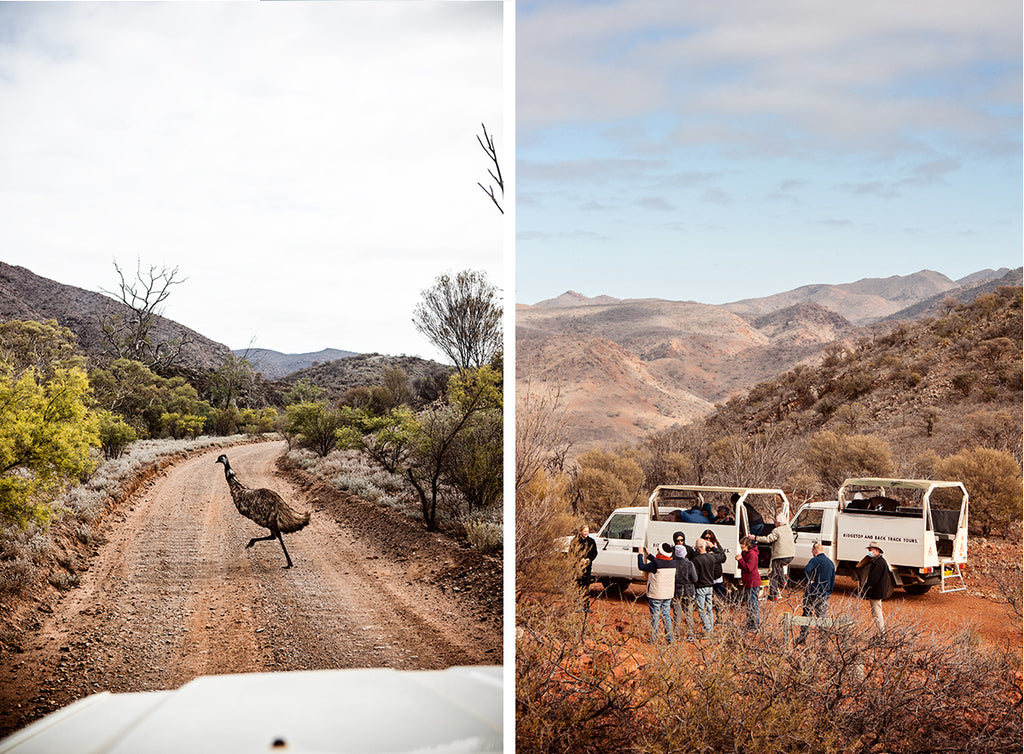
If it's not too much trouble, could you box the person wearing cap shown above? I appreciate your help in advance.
[754,512,795,601]
[735,535,761,630]
[796,541,836,645]
[670,535,698,642]
[860,541,890,635]
[638,542,677,643]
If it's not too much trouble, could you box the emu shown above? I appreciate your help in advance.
[215,454,310,568]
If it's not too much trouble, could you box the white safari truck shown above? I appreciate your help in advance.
[589,485,791,592]
[789,478,969,597]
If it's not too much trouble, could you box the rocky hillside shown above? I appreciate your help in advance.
[0,262,231,374]
[707,284,1023,469]
[517,268,1020,453]
[283,353,455,405]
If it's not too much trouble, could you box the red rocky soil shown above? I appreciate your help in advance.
[0,442,501,737]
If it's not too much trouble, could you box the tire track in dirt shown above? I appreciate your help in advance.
[0,441,499,737]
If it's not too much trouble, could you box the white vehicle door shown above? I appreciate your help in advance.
[594,512,641,579]
[790,505,835,569]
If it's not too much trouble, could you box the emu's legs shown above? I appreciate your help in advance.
[245,531,294,568]
[276,530,294,569]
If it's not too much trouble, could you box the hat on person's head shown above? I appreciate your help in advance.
[866,541,884,553]
[661,542,674,554]
[674,544,687,558]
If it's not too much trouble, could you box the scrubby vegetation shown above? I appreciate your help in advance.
[516,602,1023,753]
[517,286,1023,751]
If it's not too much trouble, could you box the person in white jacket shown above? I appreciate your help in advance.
[638,543,676,643]
[754,513,795,600]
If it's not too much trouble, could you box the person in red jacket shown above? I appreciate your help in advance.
[735,536,761,630]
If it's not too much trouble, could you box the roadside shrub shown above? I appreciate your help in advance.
[516,470,577,600]
[96,410,137,459]
[462,511,502,554]
[47,571,80,591]
[0,558,38,595]
[569,448,644,522]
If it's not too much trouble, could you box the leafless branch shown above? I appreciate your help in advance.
[476,123,503,214]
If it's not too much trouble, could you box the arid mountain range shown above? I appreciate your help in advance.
[517,268,1022,451]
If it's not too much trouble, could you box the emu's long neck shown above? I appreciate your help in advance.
[222,462,242,487]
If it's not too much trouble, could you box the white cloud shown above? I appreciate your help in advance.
[0,2,504,357]
[518,0,1021,156]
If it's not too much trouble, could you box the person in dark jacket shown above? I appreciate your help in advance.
[735,536,761,630]
[797,541,836,644]
[692,539,726,633]
[571,525,598,611]
[671,536,698,642]
[701,529,728,603]
[859,541,890,635]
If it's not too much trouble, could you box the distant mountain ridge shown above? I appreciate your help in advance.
[236,347,359,381]
[518,267,1020,452]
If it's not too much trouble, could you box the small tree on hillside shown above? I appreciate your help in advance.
[933,447,1022,537]
[802,431,894,493]
[412,269,502,371]
[0,319,82,378]
[569,448,644,521]
[209,353,256,409]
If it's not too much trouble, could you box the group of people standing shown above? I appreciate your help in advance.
[573,517,891,645]
[637,529,739,643]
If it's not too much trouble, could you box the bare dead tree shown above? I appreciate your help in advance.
[100,259,190,373]
[476,123,503,214]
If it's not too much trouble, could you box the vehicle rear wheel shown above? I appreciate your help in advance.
[902,583,932,596]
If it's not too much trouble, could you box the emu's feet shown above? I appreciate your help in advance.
[245,538,257,549]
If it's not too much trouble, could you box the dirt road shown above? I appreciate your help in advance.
[0,442,501,736]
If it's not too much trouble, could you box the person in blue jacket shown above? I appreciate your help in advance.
[796,541,836,644]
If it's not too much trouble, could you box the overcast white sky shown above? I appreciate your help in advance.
[0,1,504,358]
[516,1,1022,305]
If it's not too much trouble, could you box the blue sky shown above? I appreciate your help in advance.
[0,2,503,357]
[515,1,1022,306]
